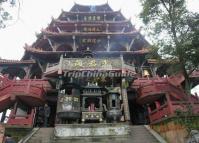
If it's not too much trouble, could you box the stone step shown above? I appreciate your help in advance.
[52,136,159,143]
[26,128,54,143]
[26,125,160,143]
[52,126,160,143]
[52,137,138,143]
[129,126,160,143]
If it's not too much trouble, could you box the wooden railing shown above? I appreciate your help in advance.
[149,103,171,123]
[7,108,36,127]
[149,100,199,123]
[134,78,188,104]
[0,76,51,112]
[133,77,199,123]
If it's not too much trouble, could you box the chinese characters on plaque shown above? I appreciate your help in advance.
[62,58,122,70]
[81,38,99,44]
[59,96,79,102]
[83,27,101,32]
[83,15,101,21]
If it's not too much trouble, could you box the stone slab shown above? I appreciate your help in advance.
[54,123,131,138]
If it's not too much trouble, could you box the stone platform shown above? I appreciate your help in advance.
[54,123,131,138]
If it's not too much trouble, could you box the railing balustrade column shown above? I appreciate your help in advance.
[165,93,174,116]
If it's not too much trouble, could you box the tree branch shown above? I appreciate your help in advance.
[160,0,170,13]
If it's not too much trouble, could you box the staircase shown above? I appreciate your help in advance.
[24,126,161,143]
[26,128,54,143]
[53,125,160,143]
[130,126,160,143]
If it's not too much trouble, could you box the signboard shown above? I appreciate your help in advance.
[45,58,136,77]
[81,38,98,44]
[83,27,101,32]
[83,15,101,21]
[62,58,122,70]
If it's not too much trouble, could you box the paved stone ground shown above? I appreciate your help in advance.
[27,126,160,143]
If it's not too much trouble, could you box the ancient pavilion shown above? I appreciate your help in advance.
[0,2,198,142]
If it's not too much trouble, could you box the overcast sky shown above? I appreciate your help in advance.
[0,0,198,60]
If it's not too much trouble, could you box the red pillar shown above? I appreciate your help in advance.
[155,101,160,110]
[165,93,174,116]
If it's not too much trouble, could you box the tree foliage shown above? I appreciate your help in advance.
[140,0,199,92]
[0,0,14,28]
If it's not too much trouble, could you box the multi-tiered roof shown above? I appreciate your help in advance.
[23,3,149,61]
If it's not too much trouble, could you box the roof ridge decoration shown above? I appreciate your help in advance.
[70,2,113,12]
[73,2,109,7]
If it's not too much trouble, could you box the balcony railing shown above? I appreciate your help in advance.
[149,100,199,123]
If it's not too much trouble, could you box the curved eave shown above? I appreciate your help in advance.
[24,47,149,55]
[41,30,139,37]
[61,10,120,16]
[49,19,132,29]
[0,59,36,65]
[147,59,179,64]
[59,9,126,22]
[47,22,134,33]
[52,19,131,25]
[32,35,48,48]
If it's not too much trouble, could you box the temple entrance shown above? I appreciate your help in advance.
[128,92,149,125]
[48,103,57,127]
[34,102,57,127]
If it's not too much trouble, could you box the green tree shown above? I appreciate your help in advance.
[140,0,199,93]
[0,0,15,28]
